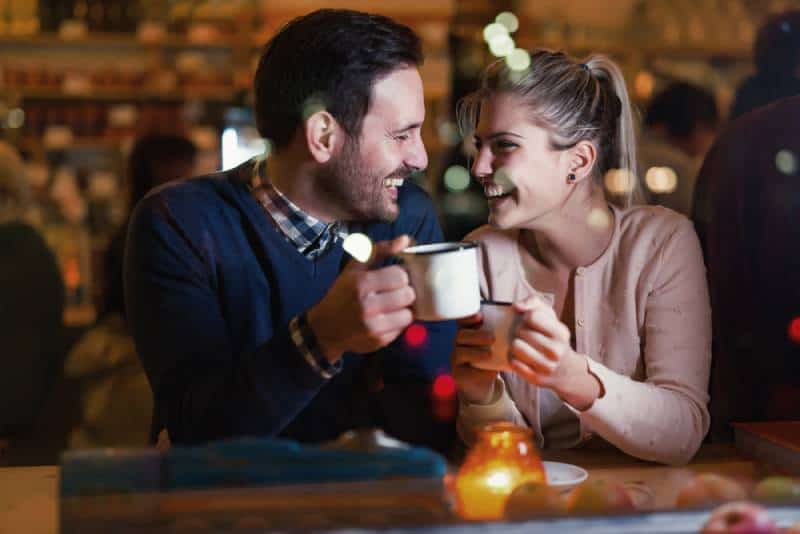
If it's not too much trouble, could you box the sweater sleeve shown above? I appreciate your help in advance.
[577,218,712,465]
[125,195,329,444]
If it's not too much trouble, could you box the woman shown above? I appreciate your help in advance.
[453,50,711,466]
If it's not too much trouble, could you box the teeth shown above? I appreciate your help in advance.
[483,184,512,198]
[384,178,404,188]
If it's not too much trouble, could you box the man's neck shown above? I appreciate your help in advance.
[265,152,340,224]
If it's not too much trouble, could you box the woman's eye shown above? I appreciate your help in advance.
[395,134,410,142]
[495,140,517,151]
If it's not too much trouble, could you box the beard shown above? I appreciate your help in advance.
[316,137,408,223]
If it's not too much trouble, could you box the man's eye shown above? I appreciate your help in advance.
[473,139,483,150]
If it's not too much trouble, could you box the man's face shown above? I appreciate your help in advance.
[318,66,428,222]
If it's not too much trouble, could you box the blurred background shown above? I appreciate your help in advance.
[1,0,798,465]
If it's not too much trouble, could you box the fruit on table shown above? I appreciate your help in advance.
[504,482,566,520]
[676,473,748,508]
[567,479,634,515]
[700,501,778,533]
[752,476,800,502]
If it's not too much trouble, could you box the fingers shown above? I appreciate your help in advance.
[513,294,554,314]
[456,326,493,347]
[457,312,483,328]
[510,336,558,375]
[357,265,411,296]
[363,285,415,315]
[520,306,571,343]
[366,234,412,267]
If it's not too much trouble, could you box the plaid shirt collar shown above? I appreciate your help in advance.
[248,161,348,258]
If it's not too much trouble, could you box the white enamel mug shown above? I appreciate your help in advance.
[399,242,480,321]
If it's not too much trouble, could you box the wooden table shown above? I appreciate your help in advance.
[0,445,788,533]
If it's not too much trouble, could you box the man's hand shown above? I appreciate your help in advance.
[307,235,415,362]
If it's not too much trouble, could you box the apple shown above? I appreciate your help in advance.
[504,482,566,520]
[567,479,634,515]
[752,476,800,503]
[701,501,778,533]
[676,473,748,508]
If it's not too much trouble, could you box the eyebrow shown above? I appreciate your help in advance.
[474,131,524,141]
[391,122,423,135]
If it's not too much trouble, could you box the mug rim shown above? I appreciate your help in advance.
[401,241,477,256]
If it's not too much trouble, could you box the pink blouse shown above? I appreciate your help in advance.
[457,204,712,465]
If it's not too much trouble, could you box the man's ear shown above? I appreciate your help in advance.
[569,140,597,182]
[304,111,340,164]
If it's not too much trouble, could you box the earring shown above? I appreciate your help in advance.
[567,173,576,183]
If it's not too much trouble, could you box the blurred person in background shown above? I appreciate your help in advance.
[62,134,196,448]
[694,10,800,253]
[639,81,719,216]
[729,10,800,119]
[0,140,65,462]
[694,96,800,441]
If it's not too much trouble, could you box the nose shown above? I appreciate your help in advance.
[471,146,493,180]
[405,133,428,172]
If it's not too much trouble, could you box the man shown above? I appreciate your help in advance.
[125,10,456,454]
[693,96,800,441]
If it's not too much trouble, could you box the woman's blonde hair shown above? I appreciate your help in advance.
[458,49,640,207]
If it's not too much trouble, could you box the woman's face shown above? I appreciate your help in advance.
[471,92,575,230]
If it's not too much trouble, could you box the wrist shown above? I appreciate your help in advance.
[305,307,344,364]
[556,352,601,411]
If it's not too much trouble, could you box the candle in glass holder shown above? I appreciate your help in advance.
[455,422,545,521]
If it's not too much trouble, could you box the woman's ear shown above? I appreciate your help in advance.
[569,140,597,182]
[304,111,341,164]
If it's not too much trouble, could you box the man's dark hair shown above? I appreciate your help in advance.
[644,82,719,139]
[253,9,422,150]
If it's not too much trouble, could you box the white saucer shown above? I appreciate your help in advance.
[543,461,588,490]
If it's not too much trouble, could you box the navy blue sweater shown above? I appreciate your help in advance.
[125,163,456,452]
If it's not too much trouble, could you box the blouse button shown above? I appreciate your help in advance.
[576,267,585,276]
[577,319,585,327]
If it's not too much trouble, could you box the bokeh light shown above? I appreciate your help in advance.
[634,71,655,101]
[432,373,457,400]
[6,108,24,129]
[444,165,471,192]
[604,168,636,195]
[645,166,678,194]
[775,150,798,175]
[482,22,508,43]
[488,34,515,57]
[789,317,800,344]
[438,121,461,146]
[404,323,429,348]
[505,48,531,71]
[495,12,519,33]
[342,232,373,263]
[587,207,613,229]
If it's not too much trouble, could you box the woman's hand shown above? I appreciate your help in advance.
[509,295,602,410]
[451,313,499,404]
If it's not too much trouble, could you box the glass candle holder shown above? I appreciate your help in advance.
[454,422,545,521]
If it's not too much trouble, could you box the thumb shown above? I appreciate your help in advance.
[366,234,413,267]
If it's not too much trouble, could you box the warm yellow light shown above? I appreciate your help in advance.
[483,22,508,43]
[604,168,636,195]
[635,70,655,101]
[455,423,545,521]
[645,166,678,194]
[505,48,531,71]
